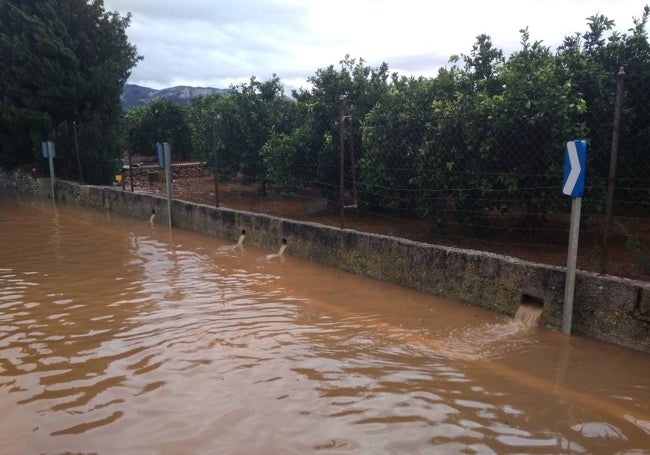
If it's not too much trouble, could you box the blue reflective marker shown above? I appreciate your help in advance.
[562,140,587,197]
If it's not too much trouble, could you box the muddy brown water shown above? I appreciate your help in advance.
[1,197,649,454]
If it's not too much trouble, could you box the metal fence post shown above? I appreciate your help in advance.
[73,120,83,183]
[212,110,220,208]
[601,66,626,273]
[339,96,346,229]
[127,128,134,192]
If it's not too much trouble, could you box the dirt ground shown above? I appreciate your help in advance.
[118,161,650,282]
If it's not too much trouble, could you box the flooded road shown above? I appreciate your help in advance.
[1,197,649,454]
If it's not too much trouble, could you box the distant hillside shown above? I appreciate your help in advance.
[121,84,231,110]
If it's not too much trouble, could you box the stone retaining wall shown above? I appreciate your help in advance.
[2,170,649,352]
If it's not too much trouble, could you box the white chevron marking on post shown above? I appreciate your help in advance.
[563,141,581,195]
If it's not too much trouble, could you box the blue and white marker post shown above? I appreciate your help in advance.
[561,140,587,335]
[156,142,173,229]
[41,141,56,198]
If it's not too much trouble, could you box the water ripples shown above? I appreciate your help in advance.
[1,198,650,454]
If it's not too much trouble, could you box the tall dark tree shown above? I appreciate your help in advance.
[0,0,141,183]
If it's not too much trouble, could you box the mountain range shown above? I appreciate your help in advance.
[121,84,231,110]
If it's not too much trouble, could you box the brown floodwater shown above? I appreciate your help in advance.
[1,197,649,455]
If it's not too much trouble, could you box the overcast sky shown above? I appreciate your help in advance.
[103,0,648,92]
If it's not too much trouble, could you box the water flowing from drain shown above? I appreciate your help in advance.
[513,294,544,327]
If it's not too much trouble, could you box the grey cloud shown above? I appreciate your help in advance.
[107,0,309,26]
[383,53,453,74]
[107,0,643,90]
[108,0,320,88]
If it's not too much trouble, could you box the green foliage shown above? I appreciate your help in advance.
[260,125,310,194]
[0,0,141,184]
[492,30,587,215]
[292,56,391,197]
[4,1,649,233]
[556,7,650,216]
[126,99,193,160]
[598,6,650,216]
[162,7,650,235]
[410,19,644,236]
[360,76,440,215]
[412,35,508,236]
[186,94,223,174]
[186,75,301,182]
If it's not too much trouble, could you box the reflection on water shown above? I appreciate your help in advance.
[1,197,649,454]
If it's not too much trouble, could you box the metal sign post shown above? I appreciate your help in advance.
[561,140,587,335]
[41,141,56,198]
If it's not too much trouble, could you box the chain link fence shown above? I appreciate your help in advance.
[120,66,650,280]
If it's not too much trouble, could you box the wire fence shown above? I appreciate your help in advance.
[119,67,650,281]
